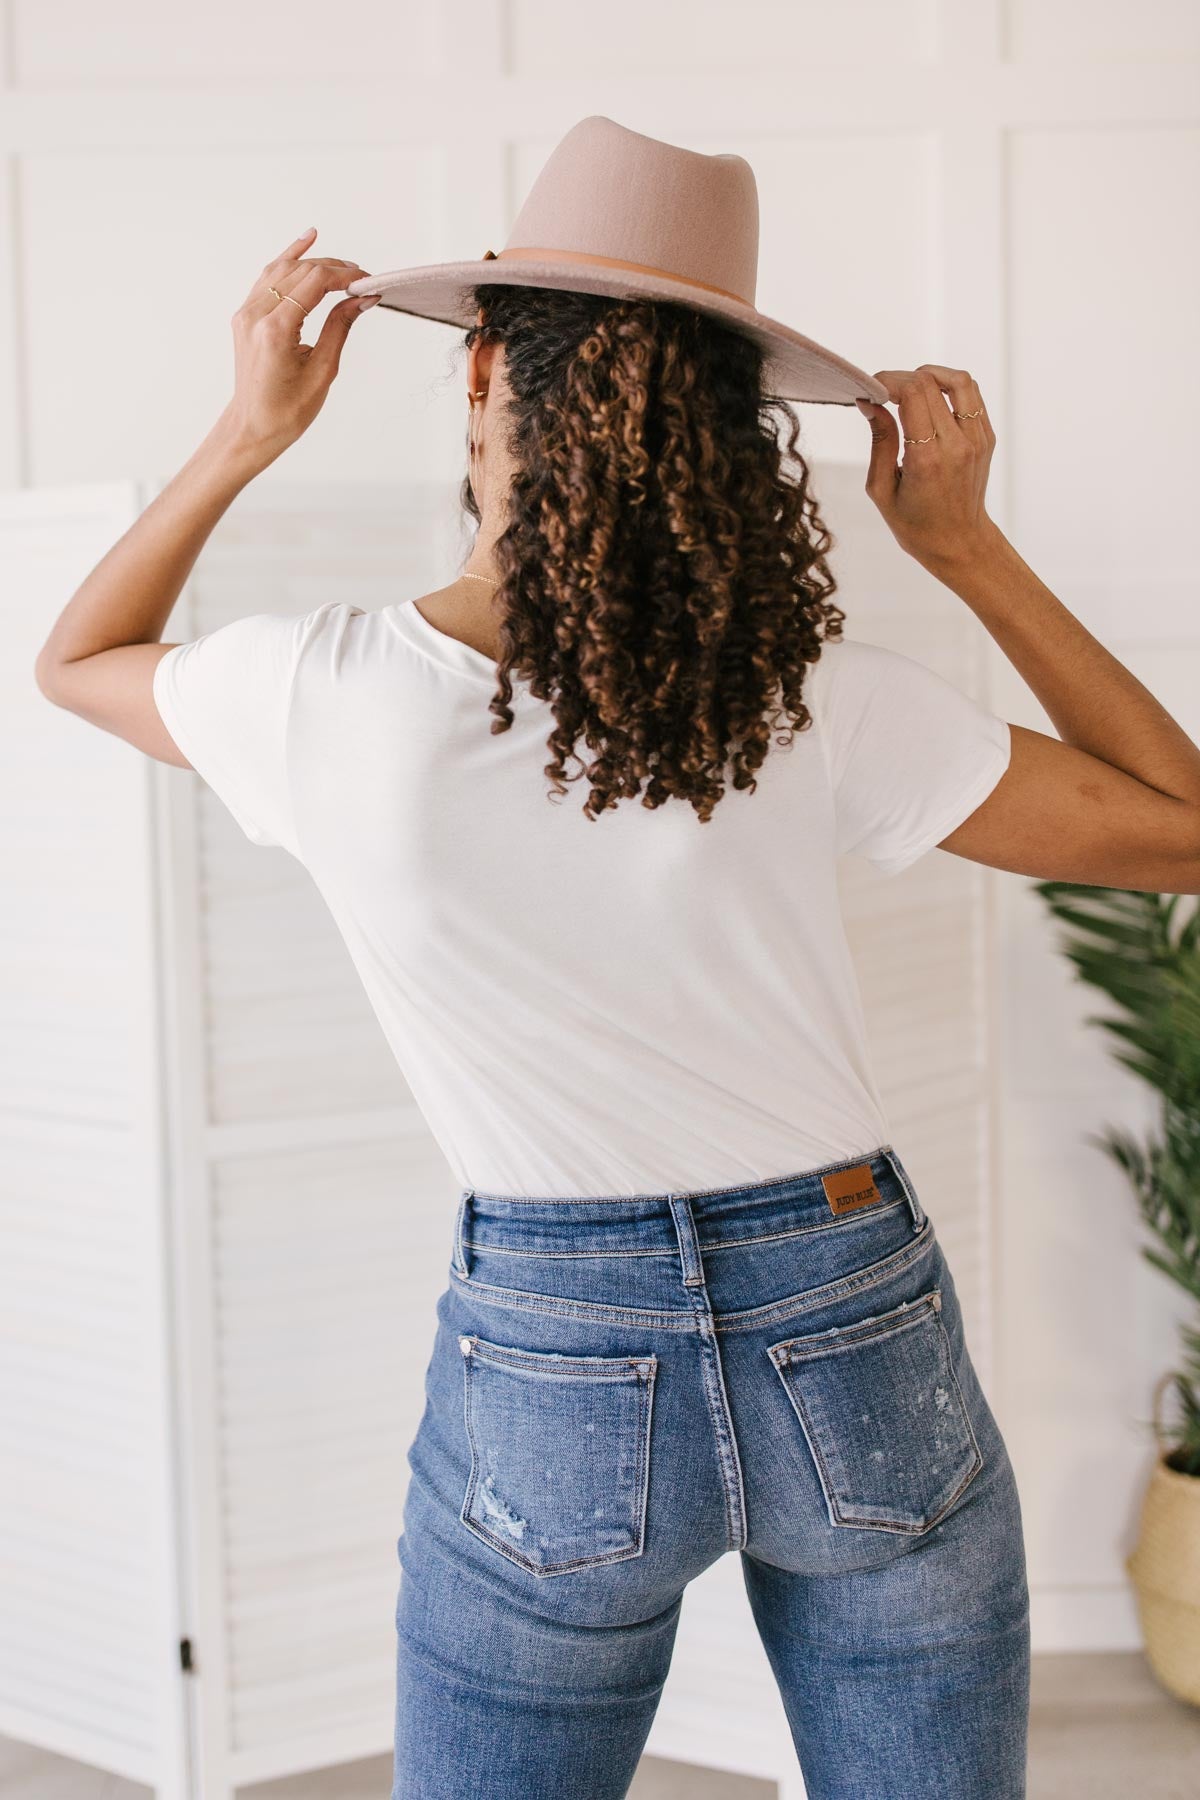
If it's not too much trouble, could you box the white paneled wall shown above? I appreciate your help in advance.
[0,488,187,1793]
[995,53,1200,1648]
[2,0,1197,1793]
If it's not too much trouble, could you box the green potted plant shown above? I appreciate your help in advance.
[1035,882,1200,1706]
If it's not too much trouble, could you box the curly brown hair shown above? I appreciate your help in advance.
[458,282,845,822]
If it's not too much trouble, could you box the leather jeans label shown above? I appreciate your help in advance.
[822,1163,882,1216]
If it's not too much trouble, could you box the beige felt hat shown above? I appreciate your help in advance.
[346,115,890,407]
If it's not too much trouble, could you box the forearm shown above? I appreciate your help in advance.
[35,408,268,677]
[926,522,1200,807]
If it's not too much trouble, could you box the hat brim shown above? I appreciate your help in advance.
[346,259,889,407]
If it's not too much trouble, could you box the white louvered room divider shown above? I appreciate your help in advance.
[0,468,1001,1800]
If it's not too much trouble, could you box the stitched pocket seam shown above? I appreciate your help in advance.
[769,1289,941,1363]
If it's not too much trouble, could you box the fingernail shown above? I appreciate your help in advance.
[357,295,381,311]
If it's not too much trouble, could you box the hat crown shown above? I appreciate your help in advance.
[504,116,760,309]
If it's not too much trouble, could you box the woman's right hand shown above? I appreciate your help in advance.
[856,365,998,571]
[222,227,378,468]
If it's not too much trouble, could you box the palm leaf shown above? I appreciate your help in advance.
[1037,883,1200,1468]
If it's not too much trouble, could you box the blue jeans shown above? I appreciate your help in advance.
[391,1145,1030,1800]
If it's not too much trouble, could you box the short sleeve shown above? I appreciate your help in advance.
[153,608,322,853]
[808,636,1011,877]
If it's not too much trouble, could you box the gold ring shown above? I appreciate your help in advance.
[268,284,308,315]
[903,431,937,445]
[954,407,983,420]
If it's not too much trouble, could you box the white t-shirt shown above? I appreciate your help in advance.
[153,598,1011,1197]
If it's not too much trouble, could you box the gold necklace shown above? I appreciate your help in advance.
[461,570,499,587]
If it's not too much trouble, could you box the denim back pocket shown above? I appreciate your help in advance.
[767,1289,982,1535]
[458,1334,657,1578]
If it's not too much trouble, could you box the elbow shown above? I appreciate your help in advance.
[33,644,80,708]
[1165,806,1200,896]
[1110,803,1200,895]
[33,650,65,704]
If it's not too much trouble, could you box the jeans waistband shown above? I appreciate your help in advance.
[451,1144,923,1277]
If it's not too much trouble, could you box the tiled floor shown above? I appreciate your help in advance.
[2,1653,1197,1798]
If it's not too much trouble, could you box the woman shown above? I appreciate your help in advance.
[35,118,1200,1800]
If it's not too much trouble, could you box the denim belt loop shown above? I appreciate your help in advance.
[452,1188,474,1277]
[882,1148,925,1231]
[667,1192,707,1288]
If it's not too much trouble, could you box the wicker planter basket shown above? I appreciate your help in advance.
[1126,1373,1200,1709]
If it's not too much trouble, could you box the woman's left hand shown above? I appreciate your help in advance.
[221,227,378,466]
